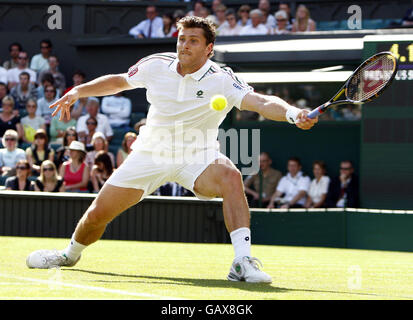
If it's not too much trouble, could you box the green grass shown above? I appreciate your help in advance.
[1,236,413,300]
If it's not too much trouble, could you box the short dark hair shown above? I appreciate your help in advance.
[19,72,30,80]
[288,156,301,165]
[176,16,216,58]
[225,8,237,18]
[9,42,22,52]
[40,39,52,48]
[73,70,86,79]
[313,160,326,171]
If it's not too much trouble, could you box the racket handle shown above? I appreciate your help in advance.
[307,104,327,119]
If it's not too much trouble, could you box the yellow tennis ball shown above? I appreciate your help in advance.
[210,95,227,111]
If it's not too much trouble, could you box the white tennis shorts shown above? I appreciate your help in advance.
[106,147,229,200]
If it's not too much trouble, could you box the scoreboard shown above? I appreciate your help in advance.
[360,35,413,210]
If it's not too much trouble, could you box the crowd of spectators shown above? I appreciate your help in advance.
[128,1,317,39]
[244,152,359,209]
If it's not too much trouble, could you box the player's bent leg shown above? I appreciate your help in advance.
[193,158,249,233]
[193,159,272,283]
[26,184,144,269]
[73,183,144,246]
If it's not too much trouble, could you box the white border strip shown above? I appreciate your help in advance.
[0,273,183,300]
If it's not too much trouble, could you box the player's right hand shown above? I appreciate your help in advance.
[49,88,80,121]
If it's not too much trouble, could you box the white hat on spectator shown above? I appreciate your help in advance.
[68,140,86,154]
[91,131,106,145]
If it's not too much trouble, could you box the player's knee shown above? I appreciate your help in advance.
[220,167,243,193]
[82,204,109,230]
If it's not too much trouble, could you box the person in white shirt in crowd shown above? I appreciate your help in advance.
[101,92,132,129]
[278,2,294,30]
[267,157,311,208]
[237,5,251,27]
[213,4,228,28]
[30,39,53,74]
[77,97,113,143]
[305,160,330,208]
[0,129,26,177]
[36,84,59,126]
[6,51,37,90]
[153,13,177,38]
[272,10,291,35]
[258,0,276,30]
[128,5,163,39]
[239,9,269,36]
[0,65,7,85]
[217,9,243,36]
[38,55,66,94]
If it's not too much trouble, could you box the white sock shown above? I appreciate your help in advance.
[62,235,87,261]
[230,227,251,261]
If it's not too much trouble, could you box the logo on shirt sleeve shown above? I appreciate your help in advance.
[128,64,139,77]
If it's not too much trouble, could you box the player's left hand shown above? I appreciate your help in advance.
[295,109,318,130]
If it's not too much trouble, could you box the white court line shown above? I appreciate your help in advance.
[0,273,183,300]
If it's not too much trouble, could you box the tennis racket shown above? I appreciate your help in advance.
[307,51,398,119]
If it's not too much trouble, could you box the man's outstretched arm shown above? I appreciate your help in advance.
[240,91,318,130]
[49,73,133,121]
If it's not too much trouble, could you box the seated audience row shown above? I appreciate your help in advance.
[244,152,359,209]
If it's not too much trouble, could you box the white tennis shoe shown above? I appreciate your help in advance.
[227,256,272,283]
[26,249,80,269]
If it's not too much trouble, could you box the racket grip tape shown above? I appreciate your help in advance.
[307,104,327,119]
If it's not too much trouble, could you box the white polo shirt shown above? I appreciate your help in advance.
[276,171,311,206]
[125,52,253,153]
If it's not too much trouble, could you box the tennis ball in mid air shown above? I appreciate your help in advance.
[210,95,227,111]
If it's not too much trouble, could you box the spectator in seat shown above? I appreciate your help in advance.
[77,97,113,143]
[49,108,77,145]
[101,92,132,129]
[54,126,78,170]
[30,39,53,74]
[63,70,85,96]
[0,64,7,85]
[36,72,61,100]
[6,51,37,90]
[59,140,89,193]
[278,2,294,30]
[305,160,330,208]
[3,42,22,70]
[116,131,137,167]
[267,157,311,208]
[129,5,163,39]
[0,82,9,110]
[81,116,98,150]
[259,0,276,30]
[292,4,316,32]
[38,55,66,94]
[0,129,26,177]
[273,10,290,35]
[36,84,59,126]
[0,96,23,141]
[244,152,282,208]
[326,160,359,208]
[89,150,114,193]
[154,12,177,38]
[21,99,46,144]
[4,159,34,191]
[239,9,269,35]
[34,160,65,192]
[85,131,115,171]
[187,1,206,17]
[217,9,243,36]
[25,128,55,176]
[237,5,251,27]
[10,71,38,113]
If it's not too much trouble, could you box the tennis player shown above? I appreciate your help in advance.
[26,16,317,283]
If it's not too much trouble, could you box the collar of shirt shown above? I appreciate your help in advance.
[169,58,213,81]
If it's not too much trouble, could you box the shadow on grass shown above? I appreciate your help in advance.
[65,268,285,294]
[64,269,398,299]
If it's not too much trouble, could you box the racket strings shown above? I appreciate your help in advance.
[347,54,396,102]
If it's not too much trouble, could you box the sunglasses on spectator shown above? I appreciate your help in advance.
[67,133,76,137]
[16,166,29,170]
[43,167,54,172]
[5,138,16,141]
[45,89,56,93]
[87,122,97,125]
[41,46,50,49]
[340,167,352,170]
